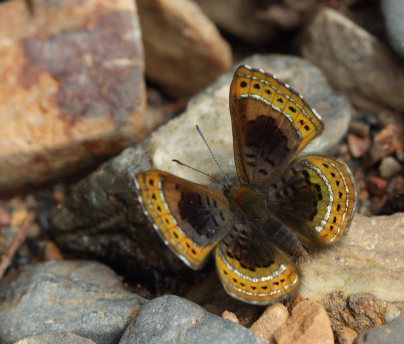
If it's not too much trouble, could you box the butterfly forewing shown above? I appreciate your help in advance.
[135,171,233,269]
[230,65,324,186]
[268,156,356,246]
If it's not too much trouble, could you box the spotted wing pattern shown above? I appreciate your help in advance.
[135,171,233,269]
[229,65,324,186]
[215,220,299,305]
[268,156,357,247]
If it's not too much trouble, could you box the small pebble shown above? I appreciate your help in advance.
[379,156,402,179]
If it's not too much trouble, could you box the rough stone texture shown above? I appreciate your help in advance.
[336,326,358,344]
[137,0,232,98]
[0,261,146,344]
[381,0,404,58]
[14,333,97,344]
[300,213,404,303]
[0,0,146,194]
[355,314,404,344]
[320,292,400,336]
[119,295,261,344]
[249,303,289,344]
[273,300,334,344]
[49,54,352,277]
[301,8,404,111]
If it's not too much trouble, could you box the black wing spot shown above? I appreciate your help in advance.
[212,216,219,227]
[323,163,329,168]
[266,89,272,95]
[289,106,297,113]
[254,83,260,89]
[191,248,197,255]
[336,180,341,186]
[213,199,218,208]
[223,270,228,275]
[339,192,343,199]
[314,184,321,193]
[251,286,257,290]
[261,286,268,290]
[337,204,341,211]
[333,216,337,224]
[157,205,162,212]
[233,278,238,283]
[299,119,304,125]
[330,225,334,231]
[302,170,310,179]
[219,212,225,221]
[273,281,279,285]
[148,179,155,186]
[304,125,310,131]
[264,158,275,166]
[240,81,248,88]
[331,172,336,178]
[172,231,179,238]
[277,97,284,103]
[165,218,170,224]
[280,279,285,283]
[247,161,257,167]
[240,282,246,287]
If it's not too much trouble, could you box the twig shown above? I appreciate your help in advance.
[0,212,36,280]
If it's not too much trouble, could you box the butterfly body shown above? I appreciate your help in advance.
[135,65,356,305]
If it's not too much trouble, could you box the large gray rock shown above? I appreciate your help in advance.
[381,0,404,58]
[302,8,404,112]
[0,261,146,344]
[119,295,261,344]
[355,314,404,344]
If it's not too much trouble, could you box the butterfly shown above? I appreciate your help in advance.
[135,65,356,305]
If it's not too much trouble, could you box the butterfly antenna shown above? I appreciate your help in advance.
[172,159,222,184]
[195,125,231,187]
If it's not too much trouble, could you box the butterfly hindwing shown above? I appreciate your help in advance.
[229,65,324,186]
[268,156,357,246]
[215,220,300,305]
[135,171,233,269]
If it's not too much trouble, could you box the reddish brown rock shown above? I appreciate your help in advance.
[137,0,232,98]
[367,125,404,165]
[273,300,334,344]
[0,0,147,194]
[347,133,371,158]
[367,177,388,197]
[249,303,289,344]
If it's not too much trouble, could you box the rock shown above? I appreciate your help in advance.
[0,206,10,228]
[336,326,358,344]
[366,177,388,197]
[0,261,146,344]
[137,0,232,98]
[379,156,402,179]
[300,213,404,303]
[14,333,96,344]
[273,300,334,344]
[347,133,371,158]
[48,54,352,278]
[222,310,240,323]
[249,303,289,344]
[322,292,392,335]
[381,0,404,58]
[367,124,404,165]
[118,295,261,344]
[0,0,147,195]
[355,313,404,344]
[301,8,404,112]
[193,0,317,44]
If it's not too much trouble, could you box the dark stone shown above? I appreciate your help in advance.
[119,295,261,344]
[0,261,146,344]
